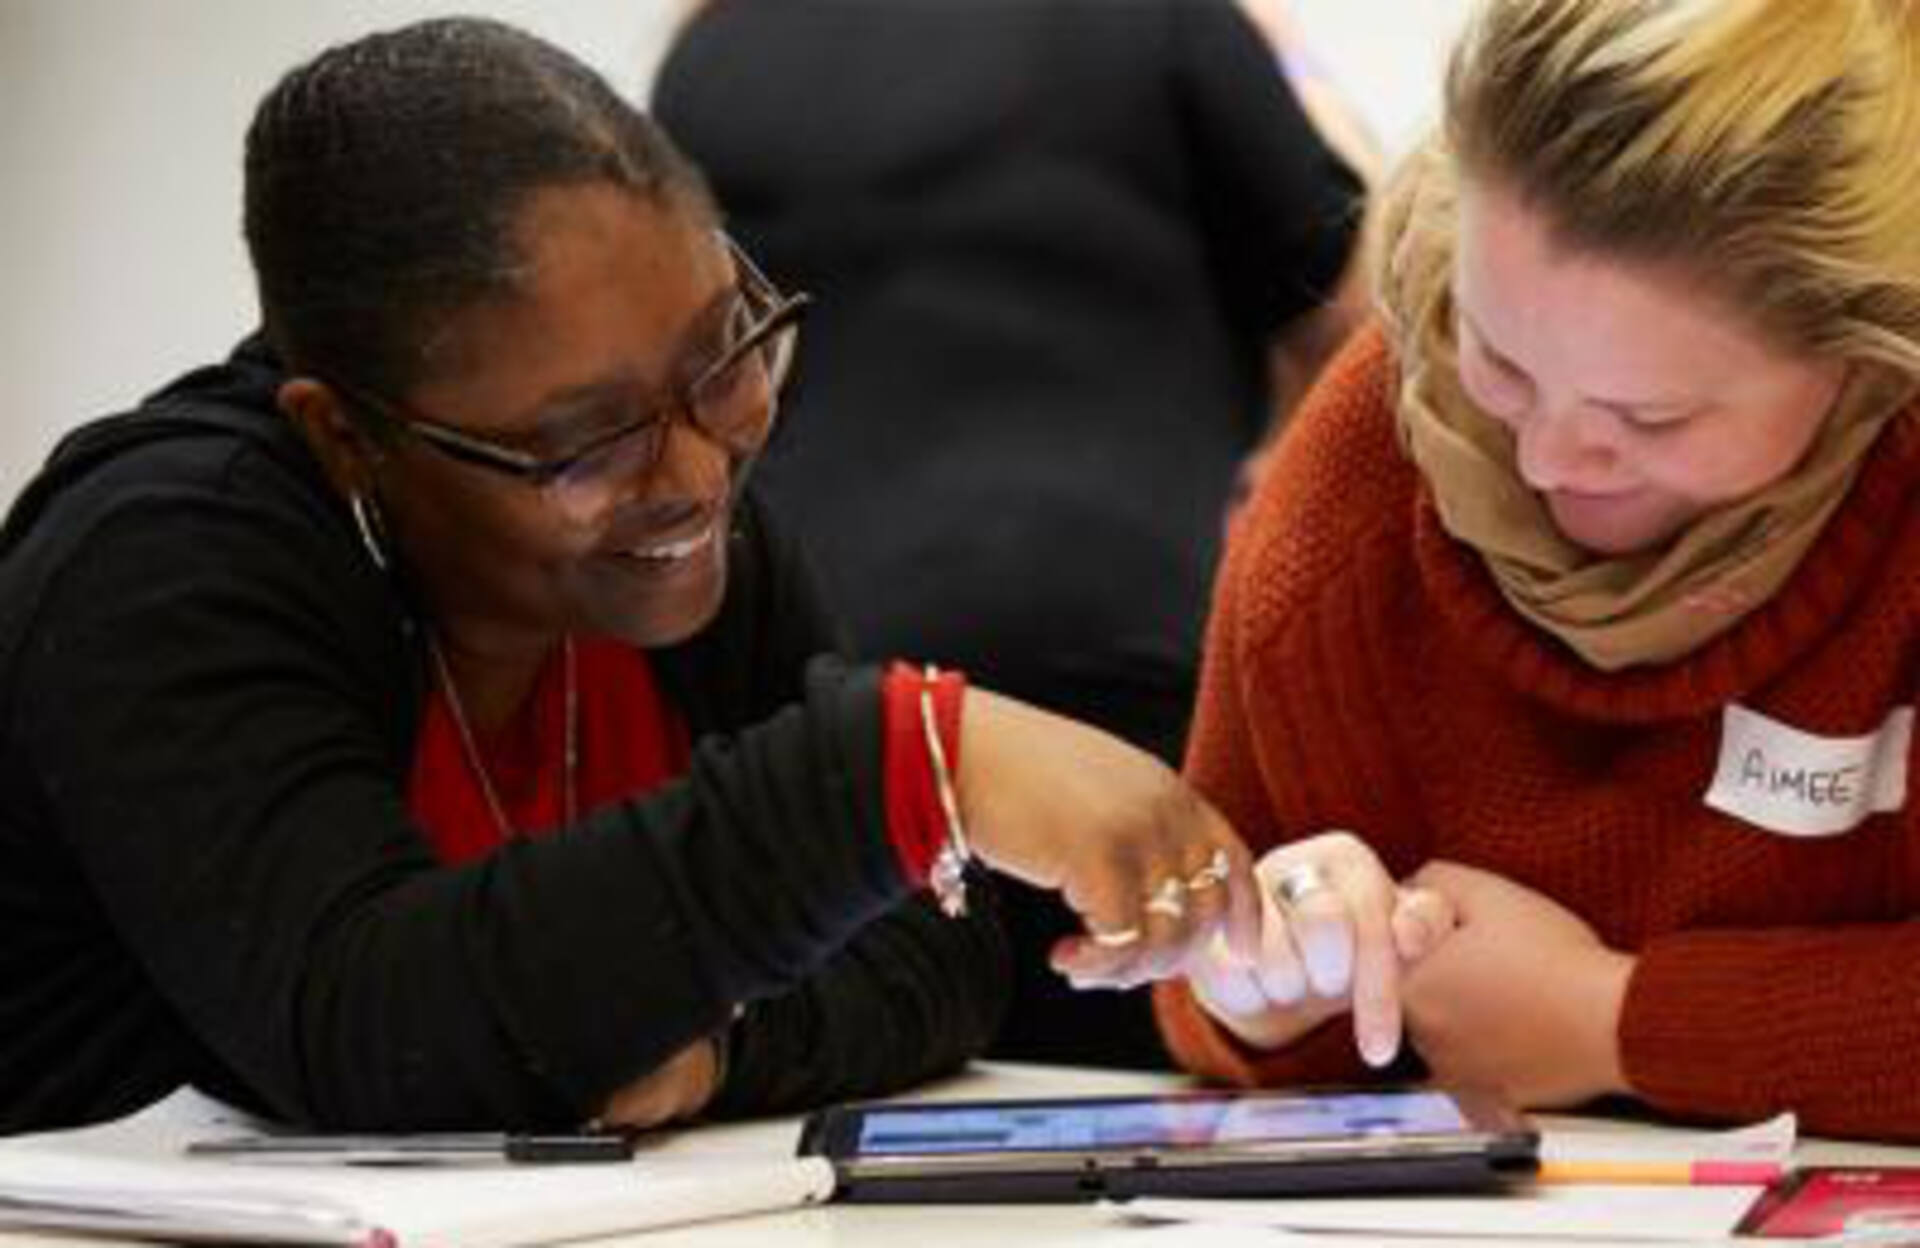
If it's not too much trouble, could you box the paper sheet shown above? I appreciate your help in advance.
[1120,1184,1761,1242]
[0,1089,834,1247]
[1540,1114,1797,1166]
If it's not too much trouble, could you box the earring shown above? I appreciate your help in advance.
[349,492,390,571]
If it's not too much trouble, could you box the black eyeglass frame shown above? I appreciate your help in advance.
[324,237,811,488]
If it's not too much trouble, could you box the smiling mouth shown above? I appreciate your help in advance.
[619,524,716,565]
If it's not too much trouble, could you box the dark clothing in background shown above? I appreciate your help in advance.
[655,0,1361,1066]
[0,337,1006,1133]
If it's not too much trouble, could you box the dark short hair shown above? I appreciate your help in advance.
[244,17,714,398]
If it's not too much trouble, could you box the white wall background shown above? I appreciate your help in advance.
[0,0,1471,504]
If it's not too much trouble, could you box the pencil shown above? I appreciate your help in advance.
[1533,1160,1786,1186]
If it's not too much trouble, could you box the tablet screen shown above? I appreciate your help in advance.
[852,1090,1469,1157]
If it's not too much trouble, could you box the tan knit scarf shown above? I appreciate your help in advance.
[1381,156,1913,670]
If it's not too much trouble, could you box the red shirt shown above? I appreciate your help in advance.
[409,642,958,884]
[409,638,690,865]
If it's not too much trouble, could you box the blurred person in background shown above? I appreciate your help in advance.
[652,0,1369,1068]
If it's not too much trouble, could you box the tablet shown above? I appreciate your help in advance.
[799,1085,1539,1203]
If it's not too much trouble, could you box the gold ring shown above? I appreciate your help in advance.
[1089,925,1144,948]
[1183,848,1232,893]
[1145,877,1187,920]
[1273,861,1331,909]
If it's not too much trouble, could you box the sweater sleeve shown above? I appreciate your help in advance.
[1156,338,1431,1088]
[667,497,1010,1116]
[12,466,925,1130]
[1621,904,1920,1140]
[1154,510,1376,1088]
[711,888,1006,1118]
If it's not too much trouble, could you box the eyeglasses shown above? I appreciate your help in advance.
[326,238,810,525]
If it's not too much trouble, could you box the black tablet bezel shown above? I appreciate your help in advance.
[799,1084,1540,1204]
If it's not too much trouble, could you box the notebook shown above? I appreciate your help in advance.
[0,1088,833,1247]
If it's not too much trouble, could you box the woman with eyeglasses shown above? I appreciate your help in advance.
[0,18,1260,1134]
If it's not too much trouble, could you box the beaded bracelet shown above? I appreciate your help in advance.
[918,664,973,917]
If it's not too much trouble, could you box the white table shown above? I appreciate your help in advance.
[627,1063,1920,1247]
[4,1063,1914,1247]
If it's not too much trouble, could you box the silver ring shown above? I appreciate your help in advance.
[1183,848,1232,893]
[1089,925,1144,949]
[1273,861,1331,909]
[1145,877,1187,920]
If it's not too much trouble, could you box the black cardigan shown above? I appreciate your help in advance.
[0,338,1007,1133]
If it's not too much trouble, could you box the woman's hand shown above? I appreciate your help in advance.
[954,689,1262,988]
[1399,862,1632,1108]
[597,1037,720,1130]
[1184,835,1457,1067]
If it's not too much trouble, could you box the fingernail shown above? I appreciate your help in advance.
[1360,1028,1398,1068]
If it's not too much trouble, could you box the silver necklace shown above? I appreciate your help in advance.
[427,634,579,841]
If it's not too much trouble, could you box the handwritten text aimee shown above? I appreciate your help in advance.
[1735,751,1862,808]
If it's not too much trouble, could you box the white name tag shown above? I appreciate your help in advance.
[1705,704,1913,837]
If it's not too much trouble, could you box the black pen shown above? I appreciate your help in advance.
[187,1130,634,1165]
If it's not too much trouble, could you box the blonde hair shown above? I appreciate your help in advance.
[1378,0,1920,377]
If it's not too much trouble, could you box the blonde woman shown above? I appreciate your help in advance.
[1159,0,1920,1138]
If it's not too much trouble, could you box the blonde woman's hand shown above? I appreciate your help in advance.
[1398,862,1631,1107]
[1183,835,1457,1066]
[953,689,1262,988]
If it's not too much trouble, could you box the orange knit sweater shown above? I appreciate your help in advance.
[1157,327,1920,1140]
